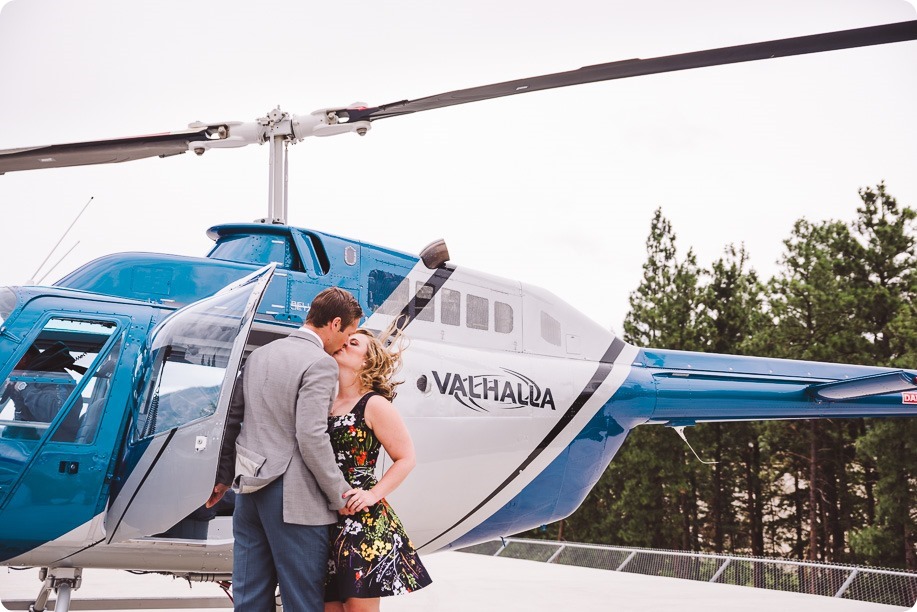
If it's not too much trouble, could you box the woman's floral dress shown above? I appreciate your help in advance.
[325,392,432,602]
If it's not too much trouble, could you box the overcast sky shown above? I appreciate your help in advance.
[0,0,914,333]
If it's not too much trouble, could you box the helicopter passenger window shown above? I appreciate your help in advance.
[441,289,460,326]
[541,311,562,346]
[413,282,435,322]
[368,270,409,315]
[0,318,118,444]
[467,295,489,331]
[495,301,514,334]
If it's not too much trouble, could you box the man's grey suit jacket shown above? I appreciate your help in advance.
[216,329,351,525]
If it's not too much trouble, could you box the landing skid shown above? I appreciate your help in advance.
[0,568,240,611]
[2,597,231,610]
[17,567,80,612]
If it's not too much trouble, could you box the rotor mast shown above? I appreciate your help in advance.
[264,108,290,224]
[188,106,372,225]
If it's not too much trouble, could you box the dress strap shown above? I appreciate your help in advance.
[353,391,378,418]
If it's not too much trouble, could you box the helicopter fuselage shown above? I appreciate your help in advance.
[1,223,914,574]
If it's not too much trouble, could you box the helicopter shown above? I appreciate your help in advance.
[1,15,916,612]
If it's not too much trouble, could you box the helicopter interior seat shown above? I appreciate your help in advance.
[74,358,115,444]
[74,393,105,444]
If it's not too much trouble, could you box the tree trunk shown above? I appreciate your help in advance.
[823,426,839,563]
[712,424,724,553]
[904,521,916,572]
[794,471,804,559]
[861,421,876,526]
[808,420,819,563]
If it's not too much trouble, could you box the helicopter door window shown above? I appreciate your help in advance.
[441,288,460,326]
[413,282,435,322]
[495,301,514,334]
[0,318,117,444]
[466,294,489,331]
[132,311,238,441]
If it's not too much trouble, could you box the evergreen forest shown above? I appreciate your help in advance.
[523,183,917,571]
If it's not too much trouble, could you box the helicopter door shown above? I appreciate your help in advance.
[104,265,275,543]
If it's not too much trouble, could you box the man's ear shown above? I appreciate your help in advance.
[330,317,342,332]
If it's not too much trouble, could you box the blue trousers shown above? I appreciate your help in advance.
[232,477,331,612]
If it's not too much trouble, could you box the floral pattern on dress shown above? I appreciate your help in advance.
[325,392,432,602]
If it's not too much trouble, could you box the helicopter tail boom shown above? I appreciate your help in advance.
[634,348,917,425]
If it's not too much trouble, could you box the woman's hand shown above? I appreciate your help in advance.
[342,487,379,513]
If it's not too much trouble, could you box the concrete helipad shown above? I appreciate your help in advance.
[1,551,913,611]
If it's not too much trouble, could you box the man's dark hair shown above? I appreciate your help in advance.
[306,287,363,329]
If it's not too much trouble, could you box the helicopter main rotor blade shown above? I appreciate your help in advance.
[339,19,917,122]
[1,20,914,176]
[0,126,225,174]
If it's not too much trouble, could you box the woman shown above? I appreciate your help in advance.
[325,328,432,611]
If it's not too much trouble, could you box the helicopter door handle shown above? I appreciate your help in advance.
[58,461,79,475]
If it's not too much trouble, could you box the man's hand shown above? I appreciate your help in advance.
[206,483,229,509]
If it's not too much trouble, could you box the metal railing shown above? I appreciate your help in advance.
[458,538,917,608]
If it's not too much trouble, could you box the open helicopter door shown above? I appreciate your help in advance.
[104,264,275,543]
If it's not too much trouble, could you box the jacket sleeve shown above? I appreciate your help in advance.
[214,370,245,486]
[295,356,351,510]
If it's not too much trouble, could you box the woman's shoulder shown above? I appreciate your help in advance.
[363,392,394,426]
[364,392,392,411]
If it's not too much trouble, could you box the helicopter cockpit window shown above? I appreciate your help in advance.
[209,234,299,270]
[133,306,241,441]
[0,287,17,328]
[0,317,118,452]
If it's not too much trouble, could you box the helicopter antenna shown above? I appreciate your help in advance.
[673,425,718,465]
[35,241,80,285]
[28,196,93,284]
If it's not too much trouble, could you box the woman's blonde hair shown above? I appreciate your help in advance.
[354,326,404,401]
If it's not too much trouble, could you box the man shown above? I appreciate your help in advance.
[207,287,363,612]
[2,343,83,441]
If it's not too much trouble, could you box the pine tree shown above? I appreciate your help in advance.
[523,187,917,570]
[623,208,705,351]
[694,244,767,554]
[845,183,917,570]
[750,216,868,562]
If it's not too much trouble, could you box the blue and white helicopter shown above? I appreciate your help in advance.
[1,19,916,611]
